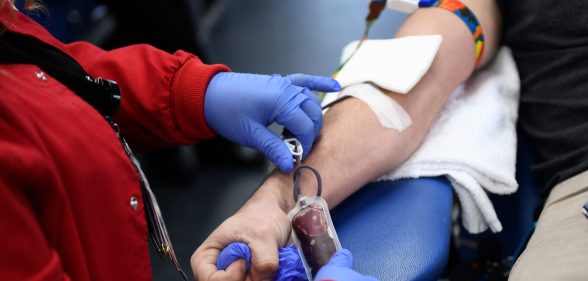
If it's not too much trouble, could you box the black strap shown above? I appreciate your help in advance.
[0,30,120,118]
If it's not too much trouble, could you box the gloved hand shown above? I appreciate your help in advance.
[314,249,380,281]
[216,243,307,281]
[204,72,341,172]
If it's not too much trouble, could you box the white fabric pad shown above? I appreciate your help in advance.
[337,83,412,132]
[387,0,420,14]
[376,47,521,234]
[336,35,442,94]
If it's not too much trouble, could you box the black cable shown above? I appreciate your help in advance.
[321,95,352,110]
[179,270,188,281]
[285,95,347,203]
[292,162,323,203]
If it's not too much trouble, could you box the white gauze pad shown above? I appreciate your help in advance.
[336,35,442,94]
[338,83,412,132]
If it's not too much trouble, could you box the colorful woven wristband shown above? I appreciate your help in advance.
[422,0,484,66]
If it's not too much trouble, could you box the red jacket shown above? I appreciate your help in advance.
[0,2,230,280]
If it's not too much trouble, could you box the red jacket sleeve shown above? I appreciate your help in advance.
[65,42,231,152]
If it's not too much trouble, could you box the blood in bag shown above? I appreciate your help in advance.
[291,203,338,277]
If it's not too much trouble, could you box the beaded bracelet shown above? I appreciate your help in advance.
[421,0,484,66]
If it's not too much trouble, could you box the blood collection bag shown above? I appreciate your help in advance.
[281,136,342,280]
[288,196,342,280]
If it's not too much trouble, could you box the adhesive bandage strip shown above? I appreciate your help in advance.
[338,83,412,132]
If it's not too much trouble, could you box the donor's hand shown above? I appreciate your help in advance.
[191,199,291,281]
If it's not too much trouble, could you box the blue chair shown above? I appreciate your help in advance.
[330,177,453,281]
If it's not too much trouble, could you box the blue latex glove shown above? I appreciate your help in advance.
[217,243,307,281]
[314,249,380,281]
[204,73,341,172]
[217,243,252,273]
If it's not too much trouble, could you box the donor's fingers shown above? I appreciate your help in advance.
[192,202,291,281]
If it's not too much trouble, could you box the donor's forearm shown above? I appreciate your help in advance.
[247,0,502,213]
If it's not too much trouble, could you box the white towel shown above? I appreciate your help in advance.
[376,47,521,233]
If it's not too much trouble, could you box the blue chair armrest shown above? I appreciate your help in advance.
[330,177,453,281]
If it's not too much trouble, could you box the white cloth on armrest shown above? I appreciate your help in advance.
[376,47,520,234]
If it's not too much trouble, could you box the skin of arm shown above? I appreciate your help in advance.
[192,1,502,280]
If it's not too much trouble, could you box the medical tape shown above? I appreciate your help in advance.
[338,83,412,132]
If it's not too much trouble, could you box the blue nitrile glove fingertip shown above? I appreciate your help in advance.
[287,74,341,92]
[315,249,380,281]
[328,249,354,268]
[315,262,380,281]
[323,77,341,92]
[332,79,342,92]
[217,243,251,273]
[316,76,341,92]
[279,157,294,173]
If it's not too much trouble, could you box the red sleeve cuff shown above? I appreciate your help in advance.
[171,57,231,141]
